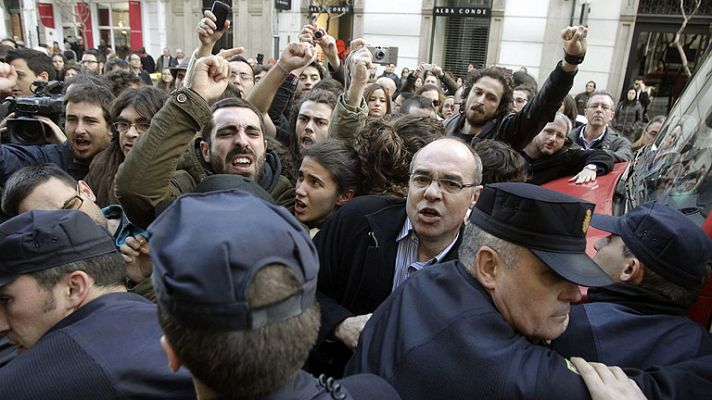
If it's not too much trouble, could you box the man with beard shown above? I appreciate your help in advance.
[0,78,115,184]
[443,25,587,151]
[115,42,315,229]
[522,112,613,185]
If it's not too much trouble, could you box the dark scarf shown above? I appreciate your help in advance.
[587,283,687,316]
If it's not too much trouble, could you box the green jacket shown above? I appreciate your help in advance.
[327,93,369,148]
[116,88,294,229]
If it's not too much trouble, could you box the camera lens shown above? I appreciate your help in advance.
[375,51,386,60]
[314,30,324,39]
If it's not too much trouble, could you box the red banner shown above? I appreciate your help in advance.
[129,1,143,50]
[38,3,55,29]
[75,2,94,48]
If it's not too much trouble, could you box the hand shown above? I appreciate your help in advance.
[298,24,317,44]
[570,167,597,184]
[334,314,372,350]
[187,55,231,103]
[317,33,340,69]
[0,62,17,92]
[278,42,316,73]
[35,116,67,144]
[348,41,372,87]
[571,357,647,400]
[432,64,443,77]
[196,10,231,51]
[561,25,588,57]
[0,112,15,131]
[120,235,153,283]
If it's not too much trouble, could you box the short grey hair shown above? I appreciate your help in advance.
[459,223,519,276]
[551,112,572,134]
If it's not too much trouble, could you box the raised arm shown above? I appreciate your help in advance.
[115,55,231,228]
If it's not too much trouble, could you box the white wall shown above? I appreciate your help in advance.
[570,0,622,95]
[498,0,549,79]
[142,0,162,56]
[0,6,7,39]
[275,3,305,58]
[362,0,421,70]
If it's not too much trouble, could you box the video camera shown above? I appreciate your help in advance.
[1,80,65,146]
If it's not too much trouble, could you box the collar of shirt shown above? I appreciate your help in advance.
[578,126,606,149]
[392,217,459,291]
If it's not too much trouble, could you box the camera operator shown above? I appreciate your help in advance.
[0,61,115,184]
[5,48,53,98]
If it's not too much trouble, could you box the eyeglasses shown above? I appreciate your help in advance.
[61,184,84,210]
[587,102,613,111]
[409,173,477,194]
[113,121,151,134]
[80,60,98,65]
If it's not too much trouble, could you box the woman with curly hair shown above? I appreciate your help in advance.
[357,115,444,197]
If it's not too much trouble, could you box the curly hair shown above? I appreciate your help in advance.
[356,119,409,197]
[462,67,514,121]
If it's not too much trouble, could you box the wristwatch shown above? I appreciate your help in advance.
[584,164,597,172]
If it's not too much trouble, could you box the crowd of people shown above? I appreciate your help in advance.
[0,12,710,400]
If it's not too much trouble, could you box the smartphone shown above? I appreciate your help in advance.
[256,53,264,64]
[422,63,434,71]
[211,1,230,31]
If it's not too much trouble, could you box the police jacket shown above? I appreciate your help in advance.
[443,61,575,151]
[568,124,633,162]
[0,141,88,185]
[0,293,195,399]
[552,284,712,368]
[348,261,712,400]
[311,195,462,377]
[522,140,614,185]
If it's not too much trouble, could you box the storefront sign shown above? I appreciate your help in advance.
[275,0,291,10]
[433,7,490,17]
[38,3,55,29]
[308,5,353,14]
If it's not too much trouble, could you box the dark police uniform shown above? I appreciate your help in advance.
[346,260,592,400]
[0,293,196,400]
[553,284,712,368]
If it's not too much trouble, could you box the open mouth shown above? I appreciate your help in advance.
[418,207,441,223]
[73,137,91,151]
[294,198,307,214]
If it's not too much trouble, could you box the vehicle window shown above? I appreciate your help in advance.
[624,50,712,226]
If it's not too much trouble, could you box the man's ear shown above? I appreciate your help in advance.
[620,258,644,284]
[77,180,97,202]
[470,185,484,208]
[474,246,499,290]
[62,271,92,311]
[199,140,210,163]
[336,190,354,206]
[161,335,183,372]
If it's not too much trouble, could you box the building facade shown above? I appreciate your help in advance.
[4,0,710,113]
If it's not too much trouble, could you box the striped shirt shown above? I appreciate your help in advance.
[391,217,459,291]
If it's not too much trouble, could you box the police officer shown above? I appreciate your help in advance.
[347,183,709,400]
[149,189,401,399]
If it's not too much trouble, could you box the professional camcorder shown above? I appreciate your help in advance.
[1,80,65,146]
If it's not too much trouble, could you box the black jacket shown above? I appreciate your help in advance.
[443,61,575,151]
[523,141,614,185]
[311,195,462,377]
